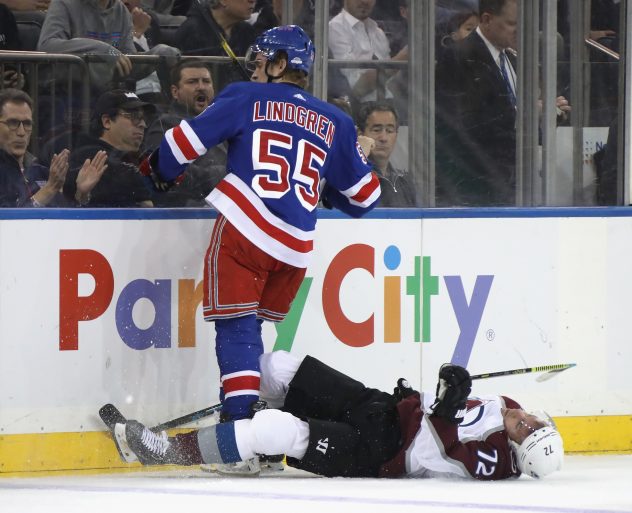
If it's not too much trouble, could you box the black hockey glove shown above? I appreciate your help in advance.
[392,377,417,402]
[139,149,184,192]
[430,364,471,424]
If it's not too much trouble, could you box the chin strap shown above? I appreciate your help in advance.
[265,61,285,83]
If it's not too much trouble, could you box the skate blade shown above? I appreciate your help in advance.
[199,461,261,477]
[114,423,139,463]
[261,460,285,472]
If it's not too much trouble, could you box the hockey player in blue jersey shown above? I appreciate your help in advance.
[140,25,380,437]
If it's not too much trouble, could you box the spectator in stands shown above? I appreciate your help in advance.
[123,0,171,104]
[0,4,20,50]
[0,11,23,89]
[434,0,519,206]
[37,0,179,92]
[356,100,416,207]
[384,0,407,58]
[144,60,214,150]
[0,4,26,89]
[143,60,226,206]
[436,7,479,55]
[174,0,257,88]
[0,0,48,53]
[387,1,478,127]
[64,89,155,207]
[328,1,385,101]
[328,0,406,103]
[0,88,107,207]
[435,0,569,206]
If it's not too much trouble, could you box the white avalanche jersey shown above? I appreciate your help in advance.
[405,393,522,480]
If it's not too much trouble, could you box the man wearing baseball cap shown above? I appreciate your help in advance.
[64,90,156,207]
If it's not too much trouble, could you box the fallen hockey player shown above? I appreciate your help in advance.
[111,351,564,479]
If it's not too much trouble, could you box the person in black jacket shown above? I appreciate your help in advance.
[0,4,20,51]
[64,89,155,207]
[356,100,417,207]
[0,4,25,89]
[435,0,519,207]
[142,60,226,206]
[174,0,257,89]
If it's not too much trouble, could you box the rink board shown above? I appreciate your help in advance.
[0,208,631,473]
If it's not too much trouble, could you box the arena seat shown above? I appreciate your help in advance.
[159,24,181,48]
[16,19,43,52]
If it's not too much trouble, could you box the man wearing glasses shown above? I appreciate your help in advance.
[0,88,107,208]
[64,89,156,207]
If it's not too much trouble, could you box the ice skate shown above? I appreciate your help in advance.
[114,420,174,465]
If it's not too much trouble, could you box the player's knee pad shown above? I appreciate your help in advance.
[247,409,309,458]
[259,351,302,408]
[287,418,363,477]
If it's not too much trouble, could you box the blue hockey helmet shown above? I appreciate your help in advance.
[248,25,315,74]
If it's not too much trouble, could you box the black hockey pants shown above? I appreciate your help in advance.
[282,356,402,477]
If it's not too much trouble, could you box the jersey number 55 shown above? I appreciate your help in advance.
[252,128,327,211]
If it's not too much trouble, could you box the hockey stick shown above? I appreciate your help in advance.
[471,363,576,382]
[152,403,222,430]
[99,402,222,433]
[197,0,251,81]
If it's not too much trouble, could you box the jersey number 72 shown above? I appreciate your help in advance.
[252,128,327,211]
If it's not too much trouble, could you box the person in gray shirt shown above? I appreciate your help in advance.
[38,0,179,90]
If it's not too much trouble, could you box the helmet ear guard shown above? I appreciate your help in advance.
[510,422,564,478]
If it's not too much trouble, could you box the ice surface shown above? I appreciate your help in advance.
[1,455,631,513]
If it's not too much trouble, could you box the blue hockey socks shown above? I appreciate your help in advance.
[215,315,264,420]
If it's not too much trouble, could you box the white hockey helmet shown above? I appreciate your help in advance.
[511,425,564,478]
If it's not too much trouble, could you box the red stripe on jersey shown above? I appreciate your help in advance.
[351,172,380,204]
[216,180,314,254]
[222,374,261,394]
[172,125,200,161]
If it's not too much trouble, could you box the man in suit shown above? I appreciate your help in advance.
[436,0,519,206]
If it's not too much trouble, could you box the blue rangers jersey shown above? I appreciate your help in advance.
[158,81,381,268]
